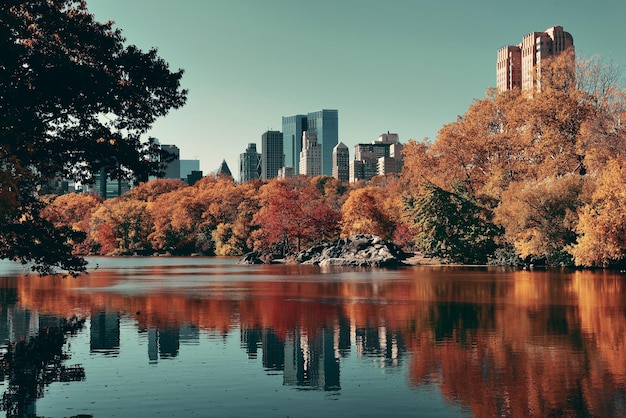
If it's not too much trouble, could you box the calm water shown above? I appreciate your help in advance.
[0,258,625,417]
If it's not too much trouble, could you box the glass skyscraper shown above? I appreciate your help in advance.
[307,109,338,177]
[282,110,338,177]
[281,114,307,175]
[261,130,284,180]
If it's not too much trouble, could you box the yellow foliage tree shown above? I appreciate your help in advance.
[569,157,626,267]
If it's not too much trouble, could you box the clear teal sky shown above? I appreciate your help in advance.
[88,0,626,178]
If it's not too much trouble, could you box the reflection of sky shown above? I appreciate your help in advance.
[35,316,461,417]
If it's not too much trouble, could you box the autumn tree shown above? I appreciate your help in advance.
[40,193,102,254]
[340,186,396,240]
[253,177,341,254]
[0,0,186,273]
[495,175,584,265]
[88,197,152,255]
[568,158,626,267]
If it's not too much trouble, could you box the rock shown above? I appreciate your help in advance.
[237,251,266,265]
[295,234,409,267]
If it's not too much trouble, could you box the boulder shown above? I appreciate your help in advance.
[238,251,268,265]
[295,234,409,267]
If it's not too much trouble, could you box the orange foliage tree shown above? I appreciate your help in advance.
[41,193,102,254]
[253,177,341,255]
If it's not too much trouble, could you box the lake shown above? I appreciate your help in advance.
[0,257,625,417]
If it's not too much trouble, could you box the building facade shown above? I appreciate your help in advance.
[332,142,349,183]
[306,110,338,176]
[160,144,181,180]
[180,159,200,181]
[349,133,403,183]
[299,131,322,177]
[261,130,284,180]
[282,114,307,174]
[497,26,574,92]
[239,143,261,183]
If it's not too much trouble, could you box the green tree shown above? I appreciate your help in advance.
[404,183,501,264]
[0,1,187,274]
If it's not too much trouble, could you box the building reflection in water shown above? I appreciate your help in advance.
[90,310,120,355]
[241,319,405,392]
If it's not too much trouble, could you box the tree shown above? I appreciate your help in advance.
[404,182,501,264]
[569,158,626,267]
[341,186,396,240]
[0,1,187,274]
[253,177,341,254]
[495,175,583,265]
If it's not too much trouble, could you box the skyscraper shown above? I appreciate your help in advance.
[180,159,200,180]
[299,131,321,177]
[497,26,574,92]
[239,143,261,183]
[306,109,338,176]
[160,144,181,179]
[261,130,283,180]
[282,114,307,174]
[332,142,349,183]
[282,110,338,177]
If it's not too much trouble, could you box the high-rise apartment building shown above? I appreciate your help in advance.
[239,143,261,183]
[332,142,349,183]
[282,110,338,176]
[282,114,307,174]
[497,26,574,92]
[261,130,284,180]
[299,131,322,177]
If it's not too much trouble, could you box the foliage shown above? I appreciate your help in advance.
[253,177,341,255]
[568,157,626,267]
[494,175,584,265]
[404,183,502,264]
[0,0,187,274]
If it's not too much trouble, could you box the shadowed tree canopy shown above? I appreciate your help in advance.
[0,0,187,274]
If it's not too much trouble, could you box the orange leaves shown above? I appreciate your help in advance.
[252,177,341,254]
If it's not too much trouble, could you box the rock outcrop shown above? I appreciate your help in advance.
[295,234,409,267]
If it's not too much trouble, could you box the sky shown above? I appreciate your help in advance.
[87,0,626,179]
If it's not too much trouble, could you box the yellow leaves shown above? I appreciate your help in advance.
[569,157,626,266]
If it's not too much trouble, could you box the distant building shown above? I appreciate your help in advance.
[497,26,574,92]
[282,110,338,176]
[160,144,181,179]
[239,143,262,183]
[299,131,322,177]
[349,133,403,183]
[186,170,203,186]
[261,130,284,181]
[215,159,233,178]
[83,167,131,199]
[277,166,295,179]
[180,159,200,181]
[282,115,307,175]
[332,142,349,182]
[306,110,338,176]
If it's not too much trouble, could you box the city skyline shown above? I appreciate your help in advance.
[87,1,626,176]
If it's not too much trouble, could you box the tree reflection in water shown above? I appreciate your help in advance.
[0,317,87,418]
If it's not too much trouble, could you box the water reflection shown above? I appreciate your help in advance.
[0,260,625,416]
